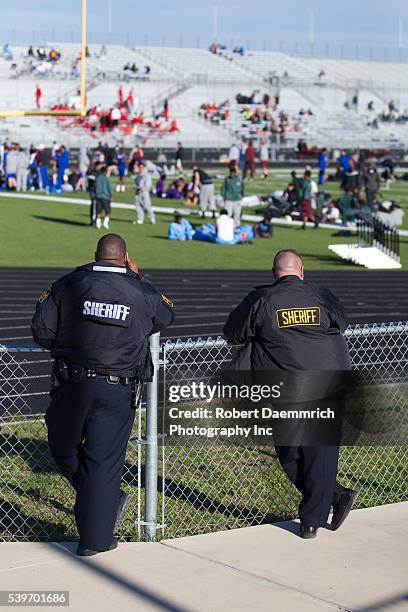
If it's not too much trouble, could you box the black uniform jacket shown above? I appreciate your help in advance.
[223,275,350,371]
[31,261,174,379]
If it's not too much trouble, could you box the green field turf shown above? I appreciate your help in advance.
[1,418,406,541]
[0,168,407,269]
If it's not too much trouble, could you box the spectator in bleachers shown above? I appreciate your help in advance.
[163,99,169,122]
[70,59,80,78]
[37,46,46,60]
[169,119,180,133]
[118,86,124,106]
[244,140,256,180]
[2,43,13,60]
[49,48,61,62]
[35,84,42,109]
[27,45,34,57]
[98,45,107,59]
[111,105,121,127]
[126,89,134,112]
[144,65,151,75]
[221,166,244,226]
[168,214,194,240]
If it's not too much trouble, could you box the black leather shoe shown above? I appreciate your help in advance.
[114,490,131,532]
[76,537,118,557]
[331,489,359,531]
[300,524,318,539]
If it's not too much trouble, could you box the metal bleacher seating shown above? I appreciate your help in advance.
[1,43,408,149]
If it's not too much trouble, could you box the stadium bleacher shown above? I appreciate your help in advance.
[1,43,408,149]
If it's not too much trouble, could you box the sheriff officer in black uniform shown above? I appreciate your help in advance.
[223,249,358,539]
[31,234,174,556]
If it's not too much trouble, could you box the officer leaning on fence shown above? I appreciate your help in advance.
[223,249,358,539]
[31,234,174,556]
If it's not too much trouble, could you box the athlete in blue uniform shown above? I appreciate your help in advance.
[116,147,127,192]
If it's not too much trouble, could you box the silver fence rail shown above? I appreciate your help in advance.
[1,322,407,543]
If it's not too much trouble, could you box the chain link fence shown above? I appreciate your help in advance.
[1,321,407,543]
[0,345,145,543]
[158,322,408,539]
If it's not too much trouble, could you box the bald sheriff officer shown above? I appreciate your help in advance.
[31,234,174,556]
[223,249,358,539]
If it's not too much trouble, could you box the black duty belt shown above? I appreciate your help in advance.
[55,359,137,385]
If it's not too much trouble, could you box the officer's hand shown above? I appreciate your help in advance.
[125,253,139,274]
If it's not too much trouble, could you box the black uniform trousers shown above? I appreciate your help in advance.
[275,445,346,528]
[45,379,135,550]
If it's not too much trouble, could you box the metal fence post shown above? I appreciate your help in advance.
[144,332,160,541]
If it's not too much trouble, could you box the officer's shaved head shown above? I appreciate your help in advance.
[273,249,304,280]
[95,234,127,263]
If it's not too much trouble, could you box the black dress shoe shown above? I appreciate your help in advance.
[76,537,118,557]
[300,524,318,539]
[331,489,359,531]
[114,490,131,532]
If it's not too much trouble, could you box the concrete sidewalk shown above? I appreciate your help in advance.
[0,503,407,611]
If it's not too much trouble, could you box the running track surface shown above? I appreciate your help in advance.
[0,268,407,345]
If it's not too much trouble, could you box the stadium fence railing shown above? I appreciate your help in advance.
[0,321,407,543]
